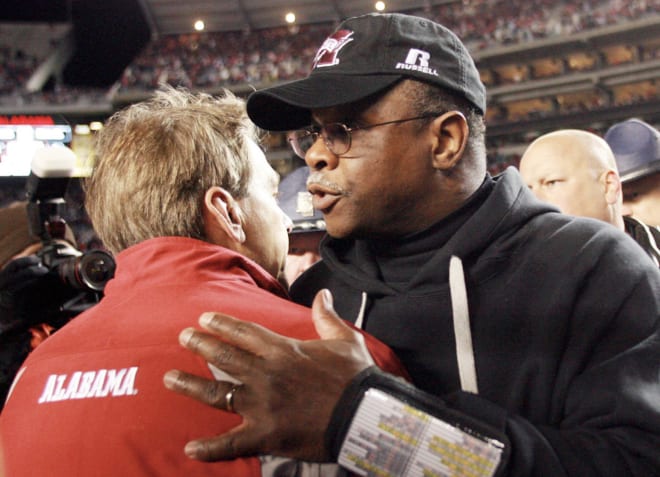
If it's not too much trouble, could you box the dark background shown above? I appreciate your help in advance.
[1,0,150,87]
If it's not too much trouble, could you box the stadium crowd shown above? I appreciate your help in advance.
[114,0,658,92]
[0,0,656,101]
[0,0,658,243]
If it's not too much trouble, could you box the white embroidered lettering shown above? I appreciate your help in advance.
[75,371,96,398]
[90,369,108,397]
[51,375,68,401]
[395,62,439,77]
[37,374,57,403]
[102,369,126,397]
[36,367,139,403]
[404,48,431,67]
[61,371,82,400]
[115,367,139,396]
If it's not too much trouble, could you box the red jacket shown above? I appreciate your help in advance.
[0,237,407,476]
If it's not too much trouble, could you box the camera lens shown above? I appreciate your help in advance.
[77,250,116,291]
[58,250,116,292]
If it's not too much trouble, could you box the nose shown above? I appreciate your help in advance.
[304,136,339,171]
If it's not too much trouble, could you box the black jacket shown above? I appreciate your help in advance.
[624,215,660,266]
[291,167,660,476]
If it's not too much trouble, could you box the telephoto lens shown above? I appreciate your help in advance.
[57,250,116,292]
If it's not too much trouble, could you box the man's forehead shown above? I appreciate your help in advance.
[246,139,278,185]
[521,150,571,179]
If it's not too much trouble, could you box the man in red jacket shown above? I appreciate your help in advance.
[0,86,407,477]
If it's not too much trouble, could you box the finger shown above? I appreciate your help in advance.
[178,327,260,379]
[13,264,49,283]
[163,369,236,410]
[311,289,358,340]
[184,423,261,462]
[197,311,294,355]
[3,255,42,273]
[0,256,44,288]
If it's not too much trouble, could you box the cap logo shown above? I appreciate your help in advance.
[395,48,439,77]
[312,30,354,69]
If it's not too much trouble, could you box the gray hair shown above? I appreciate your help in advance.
[85,86,259,254]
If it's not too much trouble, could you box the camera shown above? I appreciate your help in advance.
[25,146,116,315]
[38,241,115,293]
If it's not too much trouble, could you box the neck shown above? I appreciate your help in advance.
[611,210,626,231]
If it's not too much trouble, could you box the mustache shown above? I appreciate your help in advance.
[307,172,345,195]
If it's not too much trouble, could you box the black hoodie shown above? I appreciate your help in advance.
[290,167,660,476]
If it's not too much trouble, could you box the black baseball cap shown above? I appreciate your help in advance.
[247,13,486,131]
[604,118,660,183]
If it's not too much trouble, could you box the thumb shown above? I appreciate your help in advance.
[311,289,355,340]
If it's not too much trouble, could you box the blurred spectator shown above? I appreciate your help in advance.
[604,118,660,227]
[520,129,659,264]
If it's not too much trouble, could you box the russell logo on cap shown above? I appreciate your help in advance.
[396,48,439,78]
[312,30,354,68]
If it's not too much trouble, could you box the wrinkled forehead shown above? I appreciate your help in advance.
[520,152,568,184]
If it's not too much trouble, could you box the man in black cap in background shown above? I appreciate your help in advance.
[604,118,660,228]
[604,118,660,266]
[165,13,660,476]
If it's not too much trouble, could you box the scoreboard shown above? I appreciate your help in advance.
[0,115,74,177]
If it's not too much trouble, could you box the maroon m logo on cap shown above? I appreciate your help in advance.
[312,30,354,68]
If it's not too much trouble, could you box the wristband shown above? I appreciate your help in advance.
[326,367,509,477]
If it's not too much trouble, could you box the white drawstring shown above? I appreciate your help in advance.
[354,258,479,394]
[637,219,660,266]
[354,292,368,329]
[449,256,479,394]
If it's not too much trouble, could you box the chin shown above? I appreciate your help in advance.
[324,222,354,240]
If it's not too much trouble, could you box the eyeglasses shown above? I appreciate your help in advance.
[288,113,442,159]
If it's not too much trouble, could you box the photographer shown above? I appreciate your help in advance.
[1,145,114,411]
[0,201,80,408]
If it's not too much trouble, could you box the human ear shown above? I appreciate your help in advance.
[602,170,622,205]
[430,111,469,170]
[203,187,246,244]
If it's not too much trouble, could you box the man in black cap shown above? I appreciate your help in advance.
[165,13,660,476]
[604,118,660,227]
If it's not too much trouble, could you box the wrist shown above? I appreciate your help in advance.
[325,366,510,477]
